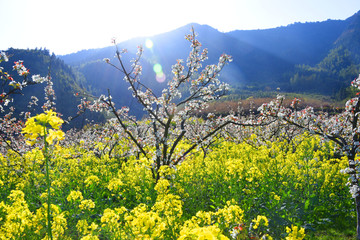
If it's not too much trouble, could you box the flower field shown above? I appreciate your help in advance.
[0,132,354,239]
[1,30,360,239]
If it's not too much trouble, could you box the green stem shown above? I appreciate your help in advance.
[44,130,53,240]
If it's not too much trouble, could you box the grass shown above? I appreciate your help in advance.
[307,228,356,239]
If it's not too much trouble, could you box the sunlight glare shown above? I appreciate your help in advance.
[153,63,166,83]
[156,72,166,83]
[145,39,154,49]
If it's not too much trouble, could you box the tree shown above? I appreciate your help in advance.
[257,75,360,240]
[87,28,234,180]
[0,51,49,156]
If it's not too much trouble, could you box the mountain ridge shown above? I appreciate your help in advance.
[55,11,360,117]
[3,11,360,122]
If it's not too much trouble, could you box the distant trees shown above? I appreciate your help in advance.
[290,45,360,97]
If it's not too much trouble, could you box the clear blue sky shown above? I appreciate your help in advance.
[1,0,360,55]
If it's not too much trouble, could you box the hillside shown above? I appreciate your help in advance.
[286,11,360,97]
[2,11,359,122]
[228,19,347,65]
[61,23,294,90]
[0,48,105,129]
[58,11,360,116]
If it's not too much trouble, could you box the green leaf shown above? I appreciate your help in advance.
[305,199,310,210]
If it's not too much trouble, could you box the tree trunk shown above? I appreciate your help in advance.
[356,194,360,240]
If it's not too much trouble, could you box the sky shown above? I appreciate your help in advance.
[1,0,360,55]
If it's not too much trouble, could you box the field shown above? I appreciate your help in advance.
[201,91,345,117]
[1,32,359,239]
[0,131,356,239]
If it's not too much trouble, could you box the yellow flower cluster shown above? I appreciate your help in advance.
[0,190,33,239]
[33,203,68,240]
[0,190,68,240]
[152,192,183,227]
[67,190,84,202]
[77,219,98,239]
[252,215,269,229]
[154,178,171,194]
[216,201,244,228]
[124,203,165,238]
[79,199,95,211]
[22,109,64,145]
[84,175,100,187]
[106,157,154,202]
[285,225,306,240]
[178,201,245,239]
[1,132,350,239]
[80,235,99,240]
[178,225,229,240]
[99,193,247,239]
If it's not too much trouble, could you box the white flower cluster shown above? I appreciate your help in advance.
[345,97,358,112]
[31,74,46,83]
[349,184,360,198]
[351,74,360,90]
[0,52,8,62]
[13,60,29,76]
[257,94,286,117]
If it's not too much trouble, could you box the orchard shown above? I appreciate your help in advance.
[0,29,359,239]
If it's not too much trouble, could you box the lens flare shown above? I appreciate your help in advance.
[145,39,153,49]
[153,63,162,74]
[156,72,166,83]
[153,63,165,83]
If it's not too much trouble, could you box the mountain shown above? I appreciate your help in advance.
[59,23,299,118]
[0,48,105,129]
[335,11,360,55]
[0,10,343,120]
[3,11,359,125]
[228,19,348,65]
[61,22,297,90]
[60,11,360,105]
[287,11,360,97]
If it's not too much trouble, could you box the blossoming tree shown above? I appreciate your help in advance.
[257,75,360,240]
[0,51,50,156]
[87,28,237,180]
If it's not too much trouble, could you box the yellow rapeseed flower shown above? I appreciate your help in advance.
[22,109,64,145]
[285,225,306,240]
[77,219,98,236]
[79,199,95,211]
[47,129,65,145]
[80,235,100,240]
[67,190,83,202]
[252,215,269,229]
[0,190,34,239]
[85,175,100,188]
[178,225,229,240]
